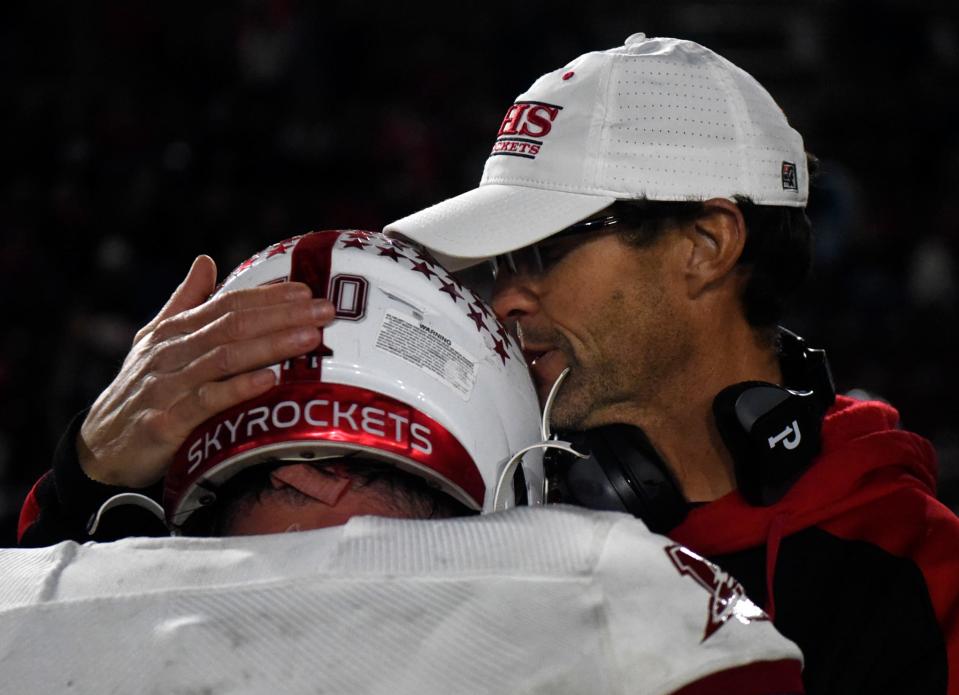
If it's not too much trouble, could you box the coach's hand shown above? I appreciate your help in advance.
[77,255,332,488]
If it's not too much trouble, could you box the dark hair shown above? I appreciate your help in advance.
[180,458,473,537]
[614,154,817,328]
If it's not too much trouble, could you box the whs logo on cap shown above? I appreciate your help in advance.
[490,101,563,160]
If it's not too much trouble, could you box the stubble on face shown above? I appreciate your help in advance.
[544,243,695,432]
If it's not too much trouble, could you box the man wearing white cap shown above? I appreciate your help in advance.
[385,34,959,694]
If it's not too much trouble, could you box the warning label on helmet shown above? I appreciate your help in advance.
[375,311,477,399]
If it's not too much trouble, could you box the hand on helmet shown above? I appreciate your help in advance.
[77,255,334,488]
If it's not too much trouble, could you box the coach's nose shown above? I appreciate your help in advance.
[491,272,541,323]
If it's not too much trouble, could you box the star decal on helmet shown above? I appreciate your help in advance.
[471,293,493,317]
[340,238,369,250]
[266,242,290,258]
[410,261,438,280]
[268,234,305,254]
[377,245,405,262]
[412,249,438,266]
[235,254,258,272]
[336,230,521,364]
[220,253,260,287]
[438,280,464,303]
[466,304,487,332]
[492,337,510,365]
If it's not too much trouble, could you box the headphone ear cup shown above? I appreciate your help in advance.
[553,425,687,534]
[562,453,633,513]
[713,382,823,506]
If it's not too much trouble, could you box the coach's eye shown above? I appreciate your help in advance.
[538,239,579,270]
[539,250,566,271]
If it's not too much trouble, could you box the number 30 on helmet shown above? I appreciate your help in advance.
[162,230,545,530]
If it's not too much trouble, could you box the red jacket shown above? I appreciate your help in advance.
[672,396,959,694]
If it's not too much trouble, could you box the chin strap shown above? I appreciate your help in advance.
[540,365,565,441]
[87,493,169,537]
[491,368,588,512]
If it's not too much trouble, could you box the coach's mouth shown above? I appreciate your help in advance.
[524,348,567,402]
[517,325,551,367]
[523,348,548,368]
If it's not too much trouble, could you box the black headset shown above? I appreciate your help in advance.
[546,328,836,534]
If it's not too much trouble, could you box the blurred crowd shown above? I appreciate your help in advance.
[2,0,957,544]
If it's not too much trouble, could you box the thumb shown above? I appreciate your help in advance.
[154,255,218,323]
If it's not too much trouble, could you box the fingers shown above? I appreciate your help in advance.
[152,281,316,342]
[158,255,219,323]
[142,325,323,410]
[151,296,333,373]
[81,367,280,488]
[185,324,323,381]
[156,368,280,444]
[78,319,322,488]
[77,255,338,489]
[128,285,333,426]
[128,325,323,476]
[134,256,217,345]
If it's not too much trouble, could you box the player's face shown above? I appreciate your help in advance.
[490,215,694,431]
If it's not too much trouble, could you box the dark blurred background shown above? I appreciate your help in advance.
[2,1,958,545]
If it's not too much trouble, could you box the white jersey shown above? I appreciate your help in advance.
[0,506,802,694]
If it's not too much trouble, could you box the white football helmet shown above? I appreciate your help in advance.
[162,230,545,530]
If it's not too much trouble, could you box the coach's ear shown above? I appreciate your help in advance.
[681,198,747,298]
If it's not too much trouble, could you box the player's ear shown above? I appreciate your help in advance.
[681,198,746,298]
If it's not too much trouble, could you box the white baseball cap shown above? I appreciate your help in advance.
[385,34,808,270]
